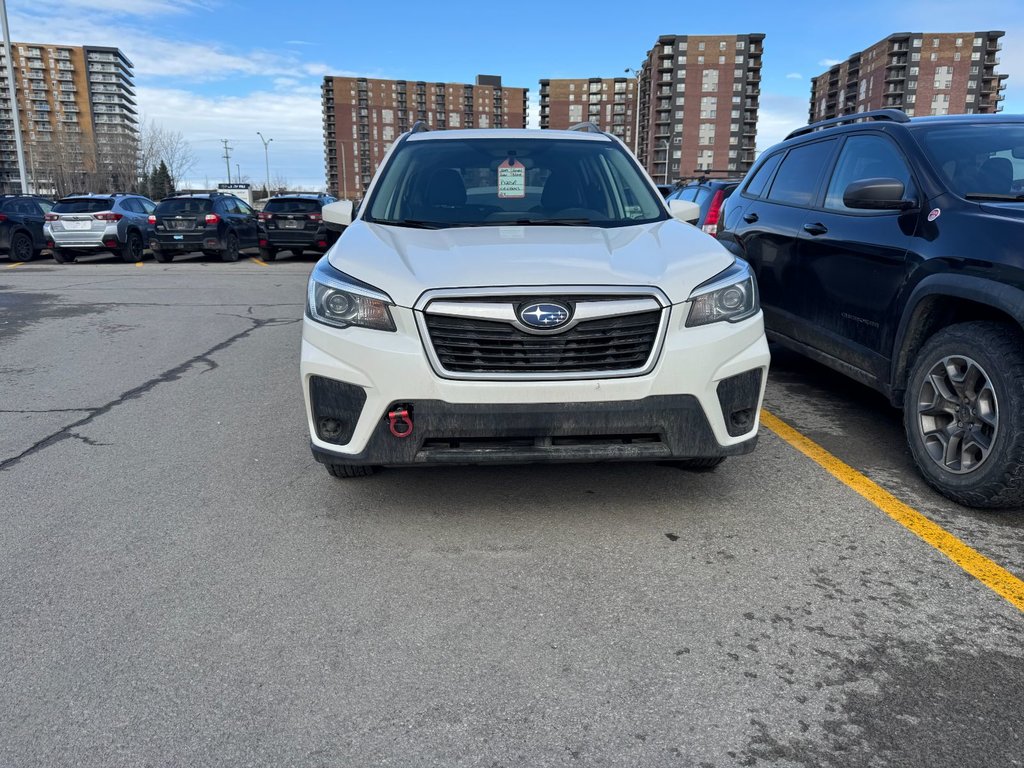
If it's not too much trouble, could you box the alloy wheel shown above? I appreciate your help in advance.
[916,354,999,474]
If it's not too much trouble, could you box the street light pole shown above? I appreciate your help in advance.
[256,131,272,198]
[0,0,28,193]
[624,66,643,161]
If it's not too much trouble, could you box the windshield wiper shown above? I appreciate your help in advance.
[963,193,1024,201]
[374,218,448,229]
[449,218,595,227]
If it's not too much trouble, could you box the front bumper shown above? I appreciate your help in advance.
[301,302,770,467]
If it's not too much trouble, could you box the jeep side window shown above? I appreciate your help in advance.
[824,135,916,212]
[766,140,836,207]
[743,152,782,198]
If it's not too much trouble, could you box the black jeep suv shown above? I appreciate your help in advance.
[149,193,258,263]
[257,193,337,261]
[719,110,1024,508]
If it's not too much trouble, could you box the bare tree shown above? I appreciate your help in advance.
[137,118,198,188]
[271,172,289,195]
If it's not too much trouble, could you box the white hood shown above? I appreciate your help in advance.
[327,219,734,307]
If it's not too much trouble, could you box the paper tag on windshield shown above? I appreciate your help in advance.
[497,158,526,198]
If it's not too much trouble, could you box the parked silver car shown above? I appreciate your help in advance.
[44,193,156,263]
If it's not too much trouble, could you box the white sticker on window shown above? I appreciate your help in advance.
[497,158,526,198]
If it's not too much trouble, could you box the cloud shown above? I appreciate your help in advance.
[785,73,803,80]
[755,94,809,152]
[818,59,843,67]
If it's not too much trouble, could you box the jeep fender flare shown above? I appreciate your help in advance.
[890,273,1024,396]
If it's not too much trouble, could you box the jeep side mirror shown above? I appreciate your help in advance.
[322,200,354,231]
[843,178,915,210]
[668,199,701,224]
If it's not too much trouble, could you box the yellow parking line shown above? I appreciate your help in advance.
[135,261,143,267]
[6,261,24,268]
[251,258,267,266]
[760,408,1024,612]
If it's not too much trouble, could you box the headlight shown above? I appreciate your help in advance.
[685,259,759,327]
[306,258,396,332]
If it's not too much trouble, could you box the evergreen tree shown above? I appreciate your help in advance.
[149,161,174,201]
[139,168,151,200]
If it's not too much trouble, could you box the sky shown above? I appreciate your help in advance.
[11,0,1024,189]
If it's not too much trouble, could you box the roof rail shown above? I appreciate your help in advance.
[786,109,910,140]
[568,122,603,134]
[410,121,430,133]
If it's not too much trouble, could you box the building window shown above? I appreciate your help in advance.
[956,37,963,47]
[736,41,745,50]
[966,94,975,102]
[677,42,687,51]
[734,55,744,64]
[675,96,685,105]
[911,53,920,61]
[930,53,937,62]
[934,66,952,89]
[912,38,921,47]
[697,56,704,65]
[718,56,725,64]
[698,41,705,51]
[973,37,982,46]
[906,94,916,103]
[676,83,686,92]
[910,66,919,75]
[702,70,718,91]
[932,38,940,47]
[719,41,727,51]
[675,110,684,119]
[971,52,980,61]
[968,80,977,89]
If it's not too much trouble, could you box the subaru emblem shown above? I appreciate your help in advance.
[519,302,571,330]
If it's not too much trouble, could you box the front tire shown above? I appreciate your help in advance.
[120,231,144,263]
[324,463,376,478]
[904,321,1024,508]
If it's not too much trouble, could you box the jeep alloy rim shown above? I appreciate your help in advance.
[917,355,999,474]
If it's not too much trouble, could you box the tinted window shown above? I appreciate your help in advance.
[743,152,783,198]
[767,140,836,206]
[20,200,42,215]
[692,187,714,208]
[141,200,156,214]
[53,198,114,214]
[916,122,1024,198]
[156,198,213,215]
[120,198,142,214]
[265,198,321,214]
[35,199,52,213]
[366,137,667,228]
[825,135,916,212]
[237,200,254,215]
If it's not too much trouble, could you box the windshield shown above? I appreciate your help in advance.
[54,198,113,214]
[364,137,667,228]
[916,122,1024,199]
[156,198,213,215]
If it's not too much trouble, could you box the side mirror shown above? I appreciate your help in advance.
[843,178,915,210]
[668,199,701,224]
[322,200,354,231]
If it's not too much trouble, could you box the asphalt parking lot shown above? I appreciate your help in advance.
[1,253,1022,767]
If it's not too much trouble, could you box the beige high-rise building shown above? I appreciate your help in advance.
[538,77,639,150]
[0,42,137,194]
[809,31,1007,122]
[636,33,765,183]
[322,74,528,199]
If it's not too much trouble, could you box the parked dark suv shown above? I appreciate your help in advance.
[149,193,258,263]
[257,193,337,261]
[0,194,53,262]
[719,110,1024,508]
[666,177,743,237]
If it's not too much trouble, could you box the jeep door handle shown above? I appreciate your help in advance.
[803,222,828,236]
[743,212,759,223]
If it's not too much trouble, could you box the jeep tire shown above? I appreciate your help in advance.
[904,321,1024,508]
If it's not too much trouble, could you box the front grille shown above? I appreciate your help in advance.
[425,310,662,374]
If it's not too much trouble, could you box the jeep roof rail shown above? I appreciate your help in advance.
[786,109,910,140]
[410,120,430,133]
[568,121,603,134]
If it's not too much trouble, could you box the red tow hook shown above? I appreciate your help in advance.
[388,407,413,438]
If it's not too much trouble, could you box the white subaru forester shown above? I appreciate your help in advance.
[301,125,770,477]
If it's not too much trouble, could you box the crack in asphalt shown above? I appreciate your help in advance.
[0,316,298,472]
[0,408,99,414]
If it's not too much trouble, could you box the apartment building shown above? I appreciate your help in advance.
[0,42,137,194]
[538,77,638,150]
[636,33,764,183]
[322,74,528,199]
[810,31,1007,121]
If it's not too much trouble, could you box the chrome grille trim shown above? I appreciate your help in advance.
[414,285,671,381]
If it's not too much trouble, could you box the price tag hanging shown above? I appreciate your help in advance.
[497,157,526,199]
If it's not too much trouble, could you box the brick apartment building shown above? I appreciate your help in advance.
[322,74,528,199]
[810,31,1007,122]
[636,33,764,183]
[537,77,638,150]
[0,42,137,194]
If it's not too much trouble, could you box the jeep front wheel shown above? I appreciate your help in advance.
[904,321,1024,508]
